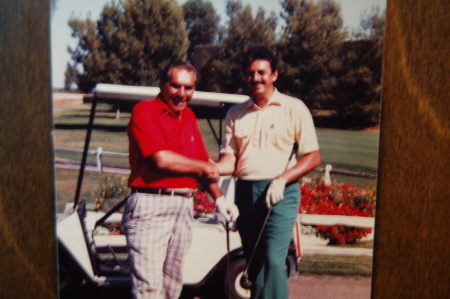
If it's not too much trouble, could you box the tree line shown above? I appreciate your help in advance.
[65,0,385,128]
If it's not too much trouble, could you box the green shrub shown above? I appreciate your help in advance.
[93,174,131,213]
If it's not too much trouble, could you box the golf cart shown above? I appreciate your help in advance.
[56,84,301,299]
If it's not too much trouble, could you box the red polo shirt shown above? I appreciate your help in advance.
[127,96,210,189]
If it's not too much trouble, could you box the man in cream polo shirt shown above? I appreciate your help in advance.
[215,47,321,299]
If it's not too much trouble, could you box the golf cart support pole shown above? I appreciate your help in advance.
[206,118,221,147]
[73,92,98,209]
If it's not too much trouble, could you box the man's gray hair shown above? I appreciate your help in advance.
[160,61,197,85]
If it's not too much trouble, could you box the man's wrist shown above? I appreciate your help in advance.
[215,195,225,202]
[216,163,221,175]
[275,176,287,182]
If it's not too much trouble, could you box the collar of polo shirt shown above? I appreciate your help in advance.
[246,89,283,111]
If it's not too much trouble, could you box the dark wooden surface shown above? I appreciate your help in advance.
[0,0,448,298]
[372,0,449,298]
[0,1,57,298]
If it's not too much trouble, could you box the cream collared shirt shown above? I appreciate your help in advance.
[220,89,319,180]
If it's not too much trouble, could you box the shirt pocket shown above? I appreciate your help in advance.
[266,118,291,146]
[234,129,250,152]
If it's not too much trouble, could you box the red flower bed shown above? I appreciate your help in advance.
[300,180,376,245]
[93,175,376,244]
[193,190,217,217]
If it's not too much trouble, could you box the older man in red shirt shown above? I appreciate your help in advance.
[122,61,238,299]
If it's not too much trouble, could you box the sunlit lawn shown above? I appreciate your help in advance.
[299,254,373,277]
[53,100,379,211]
[53,99,377,278]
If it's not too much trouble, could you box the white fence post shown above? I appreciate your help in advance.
[96,147,103,173]
[324,164,332,185]
[115,104,120,119]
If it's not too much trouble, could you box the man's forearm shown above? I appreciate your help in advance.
[151,150,217,178]
[277,151,321,183]
[215,153,236,175]
[205,182,223,200]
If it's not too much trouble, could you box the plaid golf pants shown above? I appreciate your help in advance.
[122,191,194,299]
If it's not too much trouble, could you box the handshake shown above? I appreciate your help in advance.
[201,159,221,183]
[201,160,239,223]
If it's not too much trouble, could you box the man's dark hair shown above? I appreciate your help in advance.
[160,61,197,85]
[242,46,278,73]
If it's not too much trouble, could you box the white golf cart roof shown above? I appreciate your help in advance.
[93,83,249,107]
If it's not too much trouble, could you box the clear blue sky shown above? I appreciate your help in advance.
[50,0,386,89]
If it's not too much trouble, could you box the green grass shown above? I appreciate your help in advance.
[317,128,379,175]
[53,101,380,209]
[332,239,374,249]
[55,168,124,212]
[54,103,129,151]
[53,102,380,175]
[53,100,377,278]
[299,254,373,277]
[53,103,221,160]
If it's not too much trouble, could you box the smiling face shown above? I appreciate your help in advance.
[245,59,278,104]
[159,67,196,115]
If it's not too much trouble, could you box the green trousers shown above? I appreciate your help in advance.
[235,179,300,299]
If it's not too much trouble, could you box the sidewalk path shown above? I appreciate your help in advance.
[289,276,372,299]
[290,232,373,299]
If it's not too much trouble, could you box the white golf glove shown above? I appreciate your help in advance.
[215,196,240,222]
[265,177,287,209]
